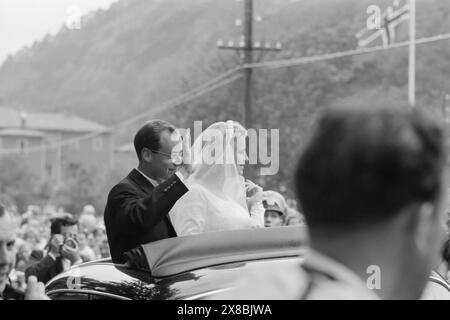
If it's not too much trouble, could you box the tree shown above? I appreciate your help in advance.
[0,156,40,212]
[50,162,123,216]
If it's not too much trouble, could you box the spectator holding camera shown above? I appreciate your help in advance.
[25,216,82,284]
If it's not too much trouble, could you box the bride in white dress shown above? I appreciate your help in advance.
[169,121,264,236]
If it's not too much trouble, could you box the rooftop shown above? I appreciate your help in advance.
[114,143,134,153]
[0,106,110,133]
[0,128,45,137]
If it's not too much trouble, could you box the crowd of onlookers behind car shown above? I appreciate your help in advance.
[6,204,109,291]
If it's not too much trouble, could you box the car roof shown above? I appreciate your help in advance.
[142,225,307,277]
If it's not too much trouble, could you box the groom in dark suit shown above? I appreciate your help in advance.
[104,120,190,264]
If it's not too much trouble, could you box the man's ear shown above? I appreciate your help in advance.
[141,148,152,163]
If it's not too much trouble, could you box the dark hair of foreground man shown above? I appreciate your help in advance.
[294,105,448,299]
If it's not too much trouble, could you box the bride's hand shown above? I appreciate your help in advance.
[245,179,263,209]
[177,129,193,179]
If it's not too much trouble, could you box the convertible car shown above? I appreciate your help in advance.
[45,226,308,300]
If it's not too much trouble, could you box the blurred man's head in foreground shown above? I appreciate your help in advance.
[295,105,448,299]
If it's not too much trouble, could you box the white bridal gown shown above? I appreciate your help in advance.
[169,120,264,236]
[169,183,262,236]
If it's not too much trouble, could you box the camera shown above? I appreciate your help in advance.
[59,235,78,250]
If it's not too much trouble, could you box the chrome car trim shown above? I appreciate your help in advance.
[46,289,131,300]
[75,257,112,267]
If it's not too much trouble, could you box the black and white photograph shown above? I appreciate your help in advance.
[0,0,450,306]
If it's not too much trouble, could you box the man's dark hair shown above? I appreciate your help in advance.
[134,120,176,161]
[0,204,4,218]
[50,216,78,235]
[295,105,447,232]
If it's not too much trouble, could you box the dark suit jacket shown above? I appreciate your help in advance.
[1,283,25,300]
[25,255,64,284]
[104,169,188,264]
[28,249,44,267]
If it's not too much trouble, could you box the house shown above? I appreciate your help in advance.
[113,143,137,175]
[0,106,113,182]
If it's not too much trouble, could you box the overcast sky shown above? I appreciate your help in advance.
[0,0,118,65]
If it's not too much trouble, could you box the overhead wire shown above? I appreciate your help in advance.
[2,32,449,155]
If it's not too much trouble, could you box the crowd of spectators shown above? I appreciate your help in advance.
[261,191,305,228]
[7,204,109,291]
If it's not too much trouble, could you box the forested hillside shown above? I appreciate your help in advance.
[0,0,449,196]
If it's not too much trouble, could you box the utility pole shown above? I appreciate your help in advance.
[408,0,416,108]
[217,0,282,129]
[243,0,253,130]
[443,93,450,125]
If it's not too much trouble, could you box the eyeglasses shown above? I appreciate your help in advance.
[149,149,183,165]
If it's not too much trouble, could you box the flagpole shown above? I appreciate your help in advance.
[408,0,416,108]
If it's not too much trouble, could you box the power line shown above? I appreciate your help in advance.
[2,32,449,155]
[112,68,242,130]
[246,32,450,70]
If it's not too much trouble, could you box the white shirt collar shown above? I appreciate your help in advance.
[135,168,160,187]
[302,249,381,299]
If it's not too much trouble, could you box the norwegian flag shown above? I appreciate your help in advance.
[356,0,410,48]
